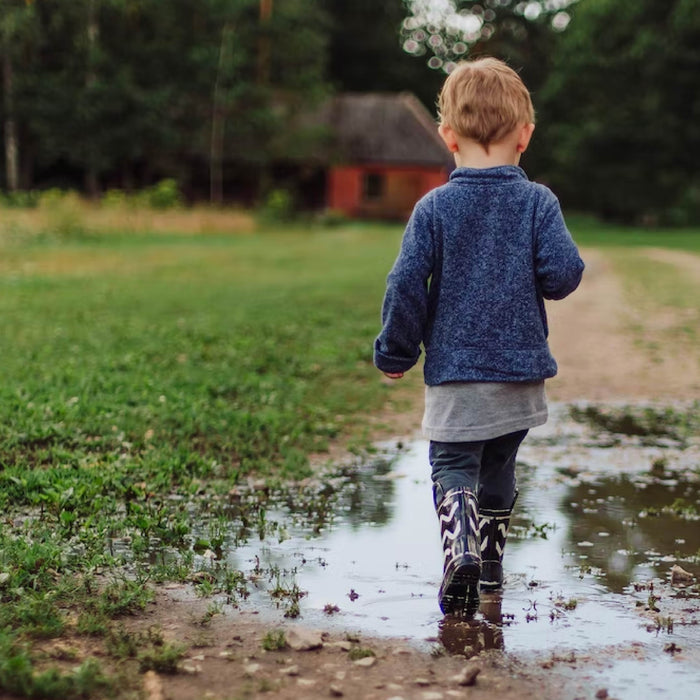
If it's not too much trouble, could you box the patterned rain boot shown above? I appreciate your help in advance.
[435,487,481,616]
[478,493,517,591]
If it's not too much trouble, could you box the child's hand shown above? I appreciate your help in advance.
[383,372,404,379]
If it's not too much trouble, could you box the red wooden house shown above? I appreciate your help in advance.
[318,93,453,220]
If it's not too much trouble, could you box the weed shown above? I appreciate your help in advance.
[348,646,375,661]
[510,520,556,540]
[552,594,578,611]
[197,601,223,627]
[269,578,306,619]
[261,630,287,651]
[97,578,154,617]
[0,631,111,698]
[135,628,186,674]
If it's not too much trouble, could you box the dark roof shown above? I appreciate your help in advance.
[319,93,453,168]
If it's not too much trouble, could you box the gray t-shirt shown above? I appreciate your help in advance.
[422,381,547,442]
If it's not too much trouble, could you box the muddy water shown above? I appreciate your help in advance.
[214,403,700,699]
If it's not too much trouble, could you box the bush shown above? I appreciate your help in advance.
[260,188,295,222]
[0,190,40,208]
[142,179,183,209]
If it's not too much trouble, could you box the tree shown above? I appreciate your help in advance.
[321,0,445,112]
[399,0,576,92]
[535,0,700,224]
[0,0,37,192]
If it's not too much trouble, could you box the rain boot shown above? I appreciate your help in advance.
[478,493,517,591]
[435,486,481,616]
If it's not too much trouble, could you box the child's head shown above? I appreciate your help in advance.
[438,57,535,149]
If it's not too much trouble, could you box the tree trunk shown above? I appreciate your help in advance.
[2,49,19,193]
[257,0,273,85]
[210,23,232,206]
[84,0,99,198]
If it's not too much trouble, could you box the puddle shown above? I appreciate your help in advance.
[180,403,700,699]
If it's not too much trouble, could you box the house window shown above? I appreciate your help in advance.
[363,172,385,201]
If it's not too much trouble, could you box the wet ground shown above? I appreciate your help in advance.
[185,402,700,699]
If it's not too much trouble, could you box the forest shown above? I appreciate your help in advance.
[1,0,699,224]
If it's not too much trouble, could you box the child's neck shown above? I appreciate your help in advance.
[452,136,521,170]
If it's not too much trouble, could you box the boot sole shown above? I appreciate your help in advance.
[439,562,481,616]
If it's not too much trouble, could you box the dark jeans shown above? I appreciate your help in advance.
[429,430,528,510]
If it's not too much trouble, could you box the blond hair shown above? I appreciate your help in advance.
[438,57,535,147]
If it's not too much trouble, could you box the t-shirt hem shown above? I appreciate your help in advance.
[422,408,548,442]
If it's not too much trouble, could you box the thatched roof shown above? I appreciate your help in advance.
[318,93,453,168]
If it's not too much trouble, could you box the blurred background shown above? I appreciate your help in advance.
[1,0,699,224]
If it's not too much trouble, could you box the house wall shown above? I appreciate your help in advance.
[327,165,448,220]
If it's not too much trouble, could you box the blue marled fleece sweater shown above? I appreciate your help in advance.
[374,166,584,385]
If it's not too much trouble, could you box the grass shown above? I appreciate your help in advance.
[0,202,698,696]
[568,214,700,252]
[0,207,407,696]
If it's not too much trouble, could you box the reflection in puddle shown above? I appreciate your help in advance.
[190,403,700,698]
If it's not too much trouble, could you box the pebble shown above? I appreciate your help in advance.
[595,690,609,700]
[329,684,344,697]
[353,656,377,667]
[142,671,163,700]
[296,678,316,688]
[414,677,432,686]
[0,573,11,585]
[327,641,353,651]
[286,628,323,651]
[243,663,262,675]
[279,665,300,676]
[422,693,444,700]
[180,663,201,675]
[452,664,481,686]
[670,564,694,585]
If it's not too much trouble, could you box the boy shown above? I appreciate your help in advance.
[373,57,584,616]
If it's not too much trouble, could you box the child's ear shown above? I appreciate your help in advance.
[517,123,535,153]
[439,123,459,153]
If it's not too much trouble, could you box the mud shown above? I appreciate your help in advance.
[150,401,700,700]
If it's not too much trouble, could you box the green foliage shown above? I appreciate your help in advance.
[5,0,330,197]
[536,0,700,224]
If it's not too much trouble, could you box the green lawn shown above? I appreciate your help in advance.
[0,219,408,695]
[568,214,700,252]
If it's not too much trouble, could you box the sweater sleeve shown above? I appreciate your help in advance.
[373,196,435,374]
[534,189,585,300]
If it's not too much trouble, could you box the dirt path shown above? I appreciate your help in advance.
[546,247,700,401]
[136,248,698,700]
